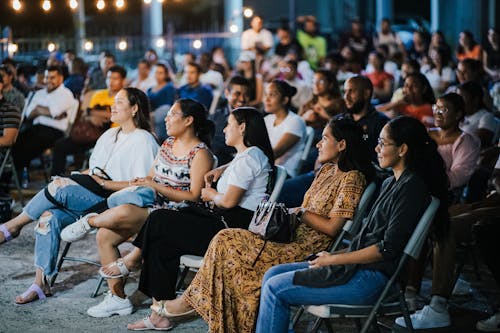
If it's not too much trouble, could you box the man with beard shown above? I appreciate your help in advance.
[208,75,250,165]
[339,75,389,163]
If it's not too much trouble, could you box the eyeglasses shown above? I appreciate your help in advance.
[432,104,448,116]
[312,79,326,85]
[279,67,292,73]
[377,138,397,148]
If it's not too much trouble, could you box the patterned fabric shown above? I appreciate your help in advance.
[152,137,208,209]
[183,163,366,333]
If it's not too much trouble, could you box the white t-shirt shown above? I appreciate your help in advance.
[241,28,274,51]
[286,78,313,111]
[89,127,159,181]
[26,84,75,132]
[264,112,306,177]
[130,76,156,93]
[421,65,455,95]
[216,146,270,211]
[200,70,224,96]
[460,109,498,140]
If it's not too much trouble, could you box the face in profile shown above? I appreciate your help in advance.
[375,124,401,170]
[223,113,245,147]
[316,124,344,164]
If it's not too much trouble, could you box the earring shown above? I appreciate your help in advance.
[132,113,137,117]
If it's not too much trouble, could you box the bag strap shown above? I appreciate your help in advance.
[251,240,267,267]
[43,187,80,220]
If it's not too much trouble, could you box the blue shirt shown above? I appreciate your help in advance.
[178,83,213,110]
[147,82,176,110]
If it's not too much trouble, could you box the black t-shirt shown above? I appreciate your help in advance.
[275,39,304,58]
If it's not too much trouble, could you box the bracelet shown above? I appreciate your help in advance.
[296,207,307,219]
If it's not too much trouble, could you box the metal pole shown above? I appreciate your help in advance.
[74,0,86,55]
[224,0,242,66]
[289,0,296,31]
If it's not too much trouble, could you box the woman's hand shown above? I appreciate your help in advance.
[201,187,218,202]
[308,251,337,268]
[131,176,155,188]
[204,167,225,186]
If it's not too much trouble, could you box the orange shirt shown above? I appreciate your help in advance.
[366,71,394,89]
[398,103,434,127]
[456,44,482,61]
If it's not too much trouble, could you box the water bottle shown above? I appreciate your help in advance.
[21,167,29,189]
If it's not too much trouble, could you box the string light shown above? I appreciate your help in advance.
[243,8,253,18]
[115,0,125,9]
[42,0,51,11]
[96,0,105,10]
[69,0,78,10]
[12,0,22,11]
[229,24,238,33]
[193,39,202,49]
[83,40,93,51]
[8,43,19,54]
[155,38,165,48]
[143,0,152,3]
[118,39,127,51]
[47,42,56,52]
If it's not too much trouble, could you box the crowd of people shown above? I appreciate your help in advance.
[1,14,500,333]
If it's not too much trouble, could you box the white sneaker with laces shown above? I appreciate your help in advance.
[395,305,451,329]
[61,213,98,242]
[87,291,133,318]
[476,312,500,332]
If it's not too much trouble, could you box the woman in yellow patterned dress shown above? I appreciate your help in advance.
[130,117,375,333]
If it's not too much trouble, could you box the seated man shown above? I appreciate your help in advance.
[51,65,127,176]
[178,62,213,110]
[0,76,21,160]
[12,65,74,178]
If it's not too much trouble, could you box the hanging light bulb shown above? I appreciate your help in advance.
[96,0,105,10]
[155,38,165,48]
[143,0,152,3]
[115,0,125,9]
[12,0,22,11]
[47,42,56,52]
[243,8,254,18]
[42,0,51,11]
[193,39,202,49]
[118,39,127,51]
[229,23,239,33]
[83,40,93,51]
[69,0,78,10]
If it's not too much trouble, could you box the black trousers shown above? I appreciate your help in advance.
[133,206,253,300]
[51,137,94,176]
[12,124,64,175]
[474,220,500,289]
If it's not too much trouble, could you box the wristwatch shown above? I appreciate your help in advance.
[295,207,307,219]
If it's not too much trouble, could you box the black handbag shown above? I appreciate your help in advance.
[248,201,298,243]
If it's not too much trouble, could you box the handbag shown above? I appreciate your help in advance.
[177,201,229,228]
[248,201,298,244]
[69,168,113,198]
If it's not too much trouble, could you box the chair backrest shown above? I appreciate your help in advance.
[404,196,440,259]
[330,182,377,252]
[65,99,80,136]
[293,126,315,176]
[269,165,287,202]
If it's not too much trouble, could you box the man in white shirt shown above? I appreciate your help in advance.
[130,59,156,93]
[12,65,74,176]
[241,16,274,55]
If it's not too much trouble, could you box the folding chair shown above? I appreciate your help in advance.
[300,196,440,333]
[176,165,288,291]
[291,181,378,326]
[293,126,315,177]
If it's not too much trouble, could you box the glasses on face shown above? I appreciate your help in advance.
[377,138,396,148]
[312,79,325,85]
[432,104,448,116]
[279,67,292,73]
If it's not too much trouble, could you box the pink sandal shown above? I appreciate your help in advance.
[0,224,13,244]
[15,284,51,305]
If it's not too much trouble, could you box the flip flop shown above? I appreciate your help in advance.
[128,316,174,331]
[99,258,130,279]
[15,284,51,305]
[0,224,13,244]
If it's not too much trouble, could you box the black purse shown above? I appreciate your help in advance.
[248,201,298,243]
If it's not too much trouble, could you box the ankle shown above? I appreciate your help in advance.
[430,295,448,313]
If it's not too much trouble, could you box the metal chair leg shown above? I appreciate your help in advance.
[91,277,105,298]
[50,242,72,286]
[175,266,190,291]
[292,306,305,328]
[310,318,323,333]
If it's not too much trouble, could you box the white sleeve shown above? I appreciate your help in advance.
[283,115,306,138]
[47,89,74,117]
[25,91,42,118]
[442,67,456,82]
[262,30,274,48]
[226,150,265,190]
[478,112,498,133]
[241,30,251,50]
[127,135,159,178]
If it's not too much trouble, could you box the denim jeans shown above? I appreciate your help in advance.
[24,180,105,277]
[107,186,155,208]
[255,262,389,333]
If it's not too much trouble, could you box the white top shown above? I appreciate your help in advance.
[264,112,306,177]
[216,146,271,211]
[374,31,402,55]
[130,76,156,93]
[26,84,75,132]
[285,78,313,111]
[200,70,224,96]
[241,28,274,51]
[460,108,498,137]
[89,127,159,181]
[421,65,455,95]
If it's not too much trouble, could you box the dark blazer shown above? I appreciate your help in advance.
[293,170,430,288]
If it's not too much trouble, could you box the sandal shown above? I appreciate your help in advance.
[151,300,197,320]
[0,224,14,244]
[99,258,130,279]
[15,283,52,305]
[128,316,174,331]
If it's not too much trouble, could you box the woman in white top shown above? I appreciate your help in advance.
[264,80,307,177]
[126,107,274,331]
[0,87,159,304]
[421,47,455,97]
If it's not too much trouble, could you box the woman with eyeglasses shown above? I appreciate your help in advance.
[0,88,159,304]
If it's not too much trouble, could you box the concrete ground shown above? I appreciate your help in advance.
[1,175,499,332]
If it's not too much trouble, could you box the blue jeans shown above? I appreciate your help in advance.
[255,262,389,333]
[24,181,105,277]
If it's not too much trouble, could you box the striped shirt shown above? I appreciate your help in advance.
[0,97,21,137]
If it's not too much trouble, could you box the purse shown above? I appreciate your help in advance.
[248,201,298,244]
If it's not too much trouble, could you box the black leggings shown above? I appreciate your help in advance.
[133,206,253,300]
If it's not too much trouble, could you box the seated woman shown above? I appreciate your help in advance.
[256,116,449,333]
[0,87,159,304]
[136,118,376,332]
[126,107,274,330]
[377,73,435,127]
[147,62,176,142]
[61,99,215,318]
[421,47,455,97]
[264,80,307,177]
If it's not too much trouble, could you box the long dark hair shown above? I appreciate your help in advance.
[405,73,435,104]
[387,116,449,239]
[457,30,477,54]
[231,107,275,166]
[123,87,151,132]
[328,118,374,183]
[176,98,214,148]
[270,79,297,109]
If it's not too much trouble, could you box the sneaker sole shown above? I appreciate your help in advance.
[87,307,133,318]
[476,322,500,332]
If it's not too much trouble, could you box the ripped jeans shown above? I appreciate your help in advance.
[23,177,105,277]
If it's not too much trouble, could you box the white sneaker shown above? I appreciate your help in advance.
[61,213,98,242]
[395,305,451,329]
[87,291,133,318]
[476,312,500,332]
